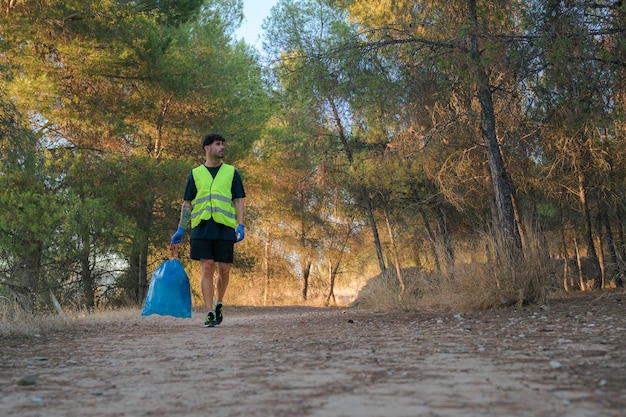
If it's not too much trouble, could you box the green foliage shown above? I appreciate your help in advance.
[0,0,270,311]
[2,0,625,311]
[258,0,626,307]
[0,91,70,311]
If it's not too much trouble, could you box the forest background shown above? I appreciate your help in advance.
[1,0,624,317]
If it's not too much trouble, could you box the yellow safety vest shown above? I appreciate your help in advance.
[190,164,237,229]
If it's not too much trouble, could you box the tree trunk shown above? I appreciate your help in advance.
[599,206,618,286]
[558,198,576,290]
[263,235,271,306]
[384,208,405,295]
[326,259,337,306]
[329,96,386,275]
[560,224,572,291]
[420,208,441,274]
[614,198,626,262]
[365,194,387,274]
[529,186,550,259]
[467,0,522,254]
[325,224,352,306]
[510,183,526,252]
[615,200,626,261]
[577,170,601,289]
[80,253,94,310]
[11,240,43,313]
[5,0,17,17]
[137,243,149,303]
[574,237,586,291]
[77,208,95,310]
[49,290,66,316]
[595,228,605,289]
[128,244,148,304]
[129,192,155,304]
[301,261,311,301]
[435,205,454,270]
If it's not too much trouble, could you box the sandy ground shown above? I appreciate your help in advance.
[1,290,625,417]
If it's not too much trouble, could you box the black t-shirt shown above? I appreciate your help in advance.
[183,164,245,241]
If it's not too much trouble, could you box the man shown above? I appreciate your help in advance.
[171,133,245,328]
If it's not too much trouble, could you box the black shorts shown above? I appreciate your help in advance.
[190,239,234,263]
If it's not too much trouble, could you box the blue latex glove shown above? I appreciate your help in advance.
[171,227,185,244]
[235,224,245,242]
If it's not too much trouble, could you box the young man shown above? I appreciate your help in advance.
[171,133,245,327]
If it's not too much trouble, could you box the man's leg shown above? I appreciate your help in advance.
[215,262,231,325]
[216,262,231,303]
[201,259,216,312]
[214,240,234,325]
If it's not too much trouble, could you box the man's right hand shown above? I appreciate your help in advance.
[171,227,185,244]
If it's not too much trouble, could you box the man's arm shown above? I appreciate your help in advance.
[234,198,245,226]
[234,198,245,242]
[178,200,192,229]
[171,200,192,245]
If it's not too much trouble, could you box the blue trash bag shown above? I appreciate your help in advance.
[141,258,192,318]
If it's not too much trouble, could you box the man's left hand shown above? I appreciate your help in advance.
[236,224,245,242]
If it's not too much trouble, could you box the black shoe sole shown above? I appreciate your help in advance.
[215,305,223,325]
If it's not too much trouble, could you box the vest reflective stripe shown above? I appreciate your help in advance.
[190,164,237,229]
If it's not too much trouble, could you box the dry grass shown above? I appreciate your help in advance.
[0,305,143,339]
[1,236,557,337]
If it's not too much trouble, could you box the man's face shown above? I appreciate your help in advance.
[207,140,225,158]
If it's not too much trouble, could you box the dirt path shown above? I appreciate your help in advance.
[1,291,625,417]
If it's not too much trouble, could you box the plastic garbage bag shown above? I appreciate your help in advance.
[141,258,192,318]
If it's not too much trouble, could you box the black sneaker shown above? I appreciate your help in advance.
[215,303,223,325]
[204,311,216,328]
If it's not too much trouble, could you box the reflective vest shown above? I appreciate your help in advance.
[190,164,237,229]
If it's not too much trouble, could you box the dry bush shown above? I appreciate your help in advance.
[355,268,436,310]
[355,238,551,313]
[437,251,548,312]
[353,272,401,309]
